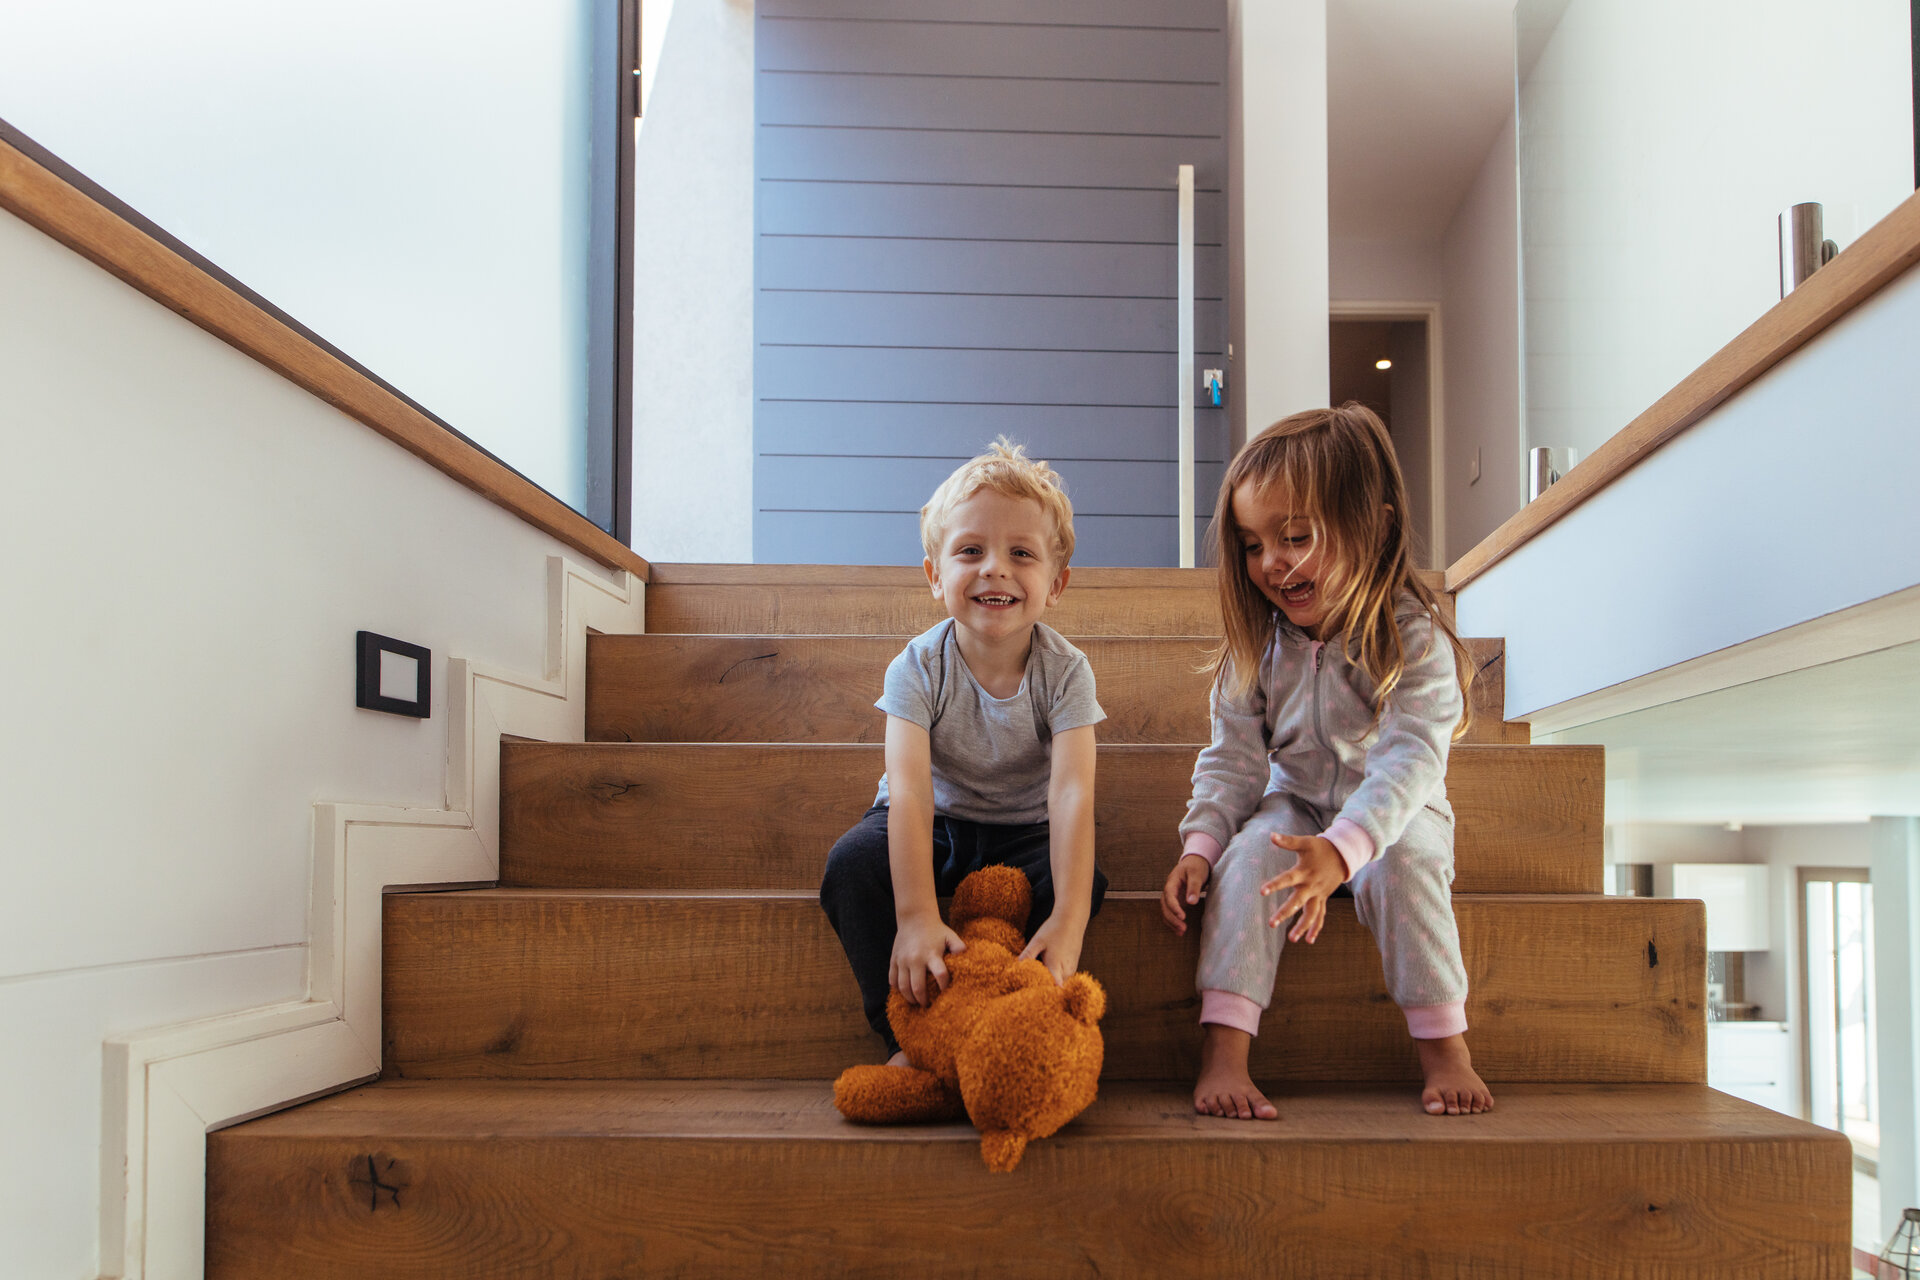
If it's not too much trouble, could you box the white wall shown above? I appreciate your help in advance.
[1456,260,1920,720]
[0,0,600,512]
[0,204,621,1277]
[1231,0,1331,441]
[1439,112,1522,562]
[629,0,757,561]
[1329,239,1440,305]
[1518,0,1913,467]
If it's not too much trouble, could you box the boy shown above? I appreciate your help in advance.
[819,440,1107,1065]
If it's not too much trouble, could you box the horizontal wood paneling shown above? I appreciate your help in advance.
[756,347,1208,407]
[759,74,1227,137]
[642,582,1219,635]
[758,235,1225,297]
[761,181,1227,244]
[754,401,1232,463]
[381,893,1701,1082]
[759,126,1222,189]
[499,741,1604,893]
[758,21,1222,82]
[754,454,1228,516]
[756,4,1227,566]
[758,290,1226,353]
[754,510,1210,567]
[647,564,1223,586]
[208,1081,1850,1280]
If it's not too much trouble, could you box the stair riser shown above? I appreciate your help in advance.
[207,1128,1848,1279]
[587,634,1518,746]
[645,582,1224,637]
[383,895,1704,1083]
[499,742,1604,894]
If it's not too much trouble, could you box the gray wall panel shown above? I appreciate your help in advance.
[759,73,1225,136]
[759,0,1222,28]
[756,2,1229,566]
[755,402,1231,464]
[760,237,1226,297]
[759,125,1223,188]
[757,454,1228,517]
[759,20,1221,81]
[758,347,1183,406]
[759,182,1225,244]
[758,292,1225,352]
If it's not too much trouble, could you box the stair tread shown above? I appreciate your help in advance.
[224,1078,1839,1146]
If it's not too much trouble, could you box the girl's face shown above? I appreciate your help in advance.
[1231,479,1337,639]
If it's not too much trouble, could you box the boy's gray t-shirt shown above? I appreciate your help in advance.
[873,620,1105,825]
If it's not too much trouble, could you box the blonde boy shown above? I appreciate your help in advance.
[819,440,1107,1064]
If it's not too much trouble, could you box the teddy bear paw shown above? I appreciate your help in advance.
[832,1063,965,1124]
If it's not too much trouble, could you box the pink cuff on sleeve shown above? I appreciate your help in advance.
[1182,832,1226,869]
[1321,818,1376,881]
[1402,1001,1468,1040]
[1199,988,1264,1036]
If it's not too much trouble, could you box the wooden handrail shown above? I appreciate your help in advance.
[0,128,651,583]
[1446,186,1920,593]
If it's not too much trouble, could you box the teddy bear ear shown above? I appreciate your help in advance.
[1063,973,1106,1025]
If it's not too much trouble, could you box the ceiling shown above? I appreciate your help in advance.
[1541,642,1920,826]
[1326,0,1520,244]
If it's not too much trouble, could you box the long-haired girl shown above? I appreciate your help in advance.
[1160,404,1492,1120]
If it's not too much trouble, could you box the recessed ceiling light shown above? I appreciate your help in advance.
[1375,359,1392,370]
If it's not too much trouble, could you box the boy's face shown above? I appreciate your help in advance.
[924,489,1069,644]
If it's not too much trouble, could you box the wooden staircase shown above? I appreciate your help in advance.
[206,565,1852,1278]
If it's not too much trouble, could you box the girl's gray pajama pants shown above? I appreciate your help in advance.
[1196,790,1469,1039]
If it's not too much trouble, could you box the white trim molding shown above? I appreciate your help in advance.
[98,556,645,1280]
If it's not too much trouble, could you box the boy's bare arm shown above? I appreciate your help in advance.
[884,714,964,1005]
[1022,724,1097,983]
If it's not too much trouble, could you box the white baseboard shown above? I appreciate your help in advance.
[97,555,644,1280]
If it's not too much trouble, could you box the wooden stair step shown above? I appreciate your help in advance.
[382,892,1703,1083]
[499,741,1603,894]
[206,1079,1851,1279]
[642,563,1456,638]
[587,633,1520,745]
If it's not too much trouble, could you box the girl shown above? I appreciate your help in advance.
[1159,405,1492,1121]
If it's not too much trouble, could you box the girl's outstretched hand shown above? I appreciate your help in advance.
[1262,834,1346,943]
[1160,853,1212,934]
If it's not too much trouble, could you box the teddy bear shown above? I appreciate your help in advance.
[832,864,1106,1172]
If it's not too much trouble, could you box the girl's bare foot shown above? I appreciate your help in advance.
[1416,1034,1494,1115]
[1193,1024,1278,1120]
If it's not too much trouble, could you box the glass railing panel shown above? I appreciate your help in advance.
[1516,0,1914,474]
[0,0,619,524]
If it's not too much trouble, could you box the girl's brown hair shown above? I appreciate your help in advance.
[1208,404,1473,738]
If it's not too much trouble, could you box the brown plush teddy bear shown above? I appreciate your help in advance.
[832,865,1106,1172]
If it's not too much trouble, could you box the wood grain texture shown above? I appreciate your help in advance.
[643,582,1221,636]
[500,741,1603,893]
[207,1081,1849,1280]
[381,893,1702,1083]
[1446,187,1920,592]
[650,563,1444,590]
[587,631,1515,745]
[0,136,651,582]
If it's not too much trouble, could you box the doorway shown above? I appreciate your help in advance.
[1329,312,1442,569]
[1800,868,1879,1163]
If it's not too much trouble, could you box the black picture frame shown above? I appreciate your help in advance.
[356,631,432,719]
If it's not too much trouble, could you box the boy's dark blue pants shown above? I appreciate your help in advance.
[819,804,1110,1056]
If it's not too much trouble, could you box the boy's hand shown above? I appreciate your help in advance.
[1160,853,1211,934]
[890,913,967,1006]
[1261,834,1346,943]
[1018,912,1087,985]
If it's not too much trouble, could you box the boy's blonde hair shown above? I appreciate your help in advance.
[1209,404,1473,738]
[920,438,1076,567]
